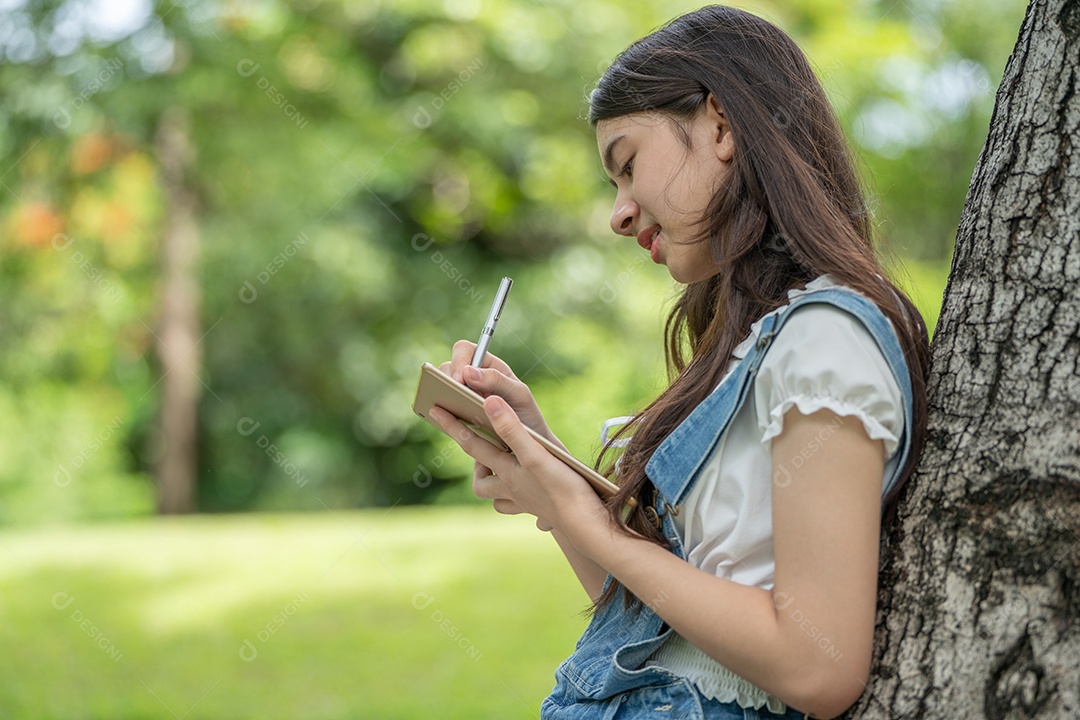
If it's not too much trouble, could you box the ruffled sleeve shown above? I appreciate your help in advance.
[754,304,904,460]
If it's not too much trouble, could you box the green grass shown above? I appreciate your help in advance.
[0,507,591,719]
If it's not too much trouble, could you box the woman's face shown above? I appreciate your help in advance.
[596,96,735,284]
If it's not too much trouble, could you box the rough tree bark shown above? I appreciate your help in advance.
[848,0,1080,717]
[153,107,201,514]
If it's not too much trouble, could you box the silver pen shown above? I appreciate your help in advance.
[471,277,513,367]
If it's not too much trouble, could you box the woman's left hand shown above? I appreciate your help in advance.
[428,395,607,537]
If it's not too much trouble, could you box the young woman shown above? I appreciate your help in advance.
[429,5,929,719]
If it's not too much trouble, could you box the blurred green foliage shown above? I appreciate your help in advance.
[0,0,1027,523]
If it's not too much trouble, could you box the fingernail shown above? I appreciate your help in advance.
[464,366,478,381]
[452,371,462,383]
[487,398,504,418]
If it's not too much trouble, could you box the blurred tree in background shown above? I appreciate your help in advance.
[0,0,1027,524]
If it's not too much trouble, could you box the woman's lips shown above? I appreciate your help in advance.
[636,225,662,264]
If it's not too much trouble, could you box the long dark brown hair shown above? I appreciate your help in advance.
[590,5,930,611]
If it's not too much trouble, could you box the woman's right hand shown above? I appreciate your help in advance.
[439,339,566,452]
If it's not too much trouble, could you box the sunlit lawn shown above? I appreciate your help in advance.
[0,506,589,719]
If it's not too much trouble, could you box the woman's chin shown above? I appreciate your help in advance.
[668,265,721,284]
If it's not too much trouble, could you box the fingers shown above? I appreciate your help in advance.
[483,396,542,467]
[493,499,525,516]
[450,339,517,382]
[472,463,501,499]
[437,401,559,531]
[472,462,493,483]
[429,398,542,486]
[428,405,514,472]
[449,340,474,381]
[459,365,531,405]
[472,463,527,519]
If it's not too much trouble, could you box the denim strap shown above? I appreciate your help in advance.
[646,288,915,509]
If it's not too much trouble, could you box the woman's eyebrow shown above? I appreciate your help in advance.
[601,134,627,177]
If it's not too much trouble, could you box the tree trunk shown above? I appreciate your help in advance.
[849,1,1080,717]
[153,107,201,514]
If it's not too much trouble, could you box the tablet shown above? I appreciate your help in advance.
[412,363,628,503]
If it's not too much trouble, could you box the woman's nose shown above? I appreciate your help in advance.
[609,198,638,236]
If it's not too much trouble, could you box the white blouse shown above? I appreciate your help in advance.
[675,274,904,588]
[605,274,906,712]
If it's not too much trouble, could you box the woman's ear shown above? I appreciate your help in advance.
[706,93,735,163]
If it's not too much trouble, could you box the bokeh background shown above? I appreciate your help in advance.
[0,0,1027,717]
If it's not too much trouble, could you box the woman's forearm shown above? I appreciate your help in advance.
[571,522,865,718]
[540,433,609,600]
[550,528,608,601]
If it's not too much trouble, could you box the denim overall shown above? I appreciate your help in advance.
[541,288,916,720]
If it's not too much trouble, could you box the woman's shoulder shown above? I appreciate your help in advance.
[758,275,899,381]
[751,278,906,457]
[763,286,896,364]
[733,274,880,359]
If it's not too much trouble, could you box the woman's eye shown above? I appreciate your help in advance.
[618,159,634,179]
